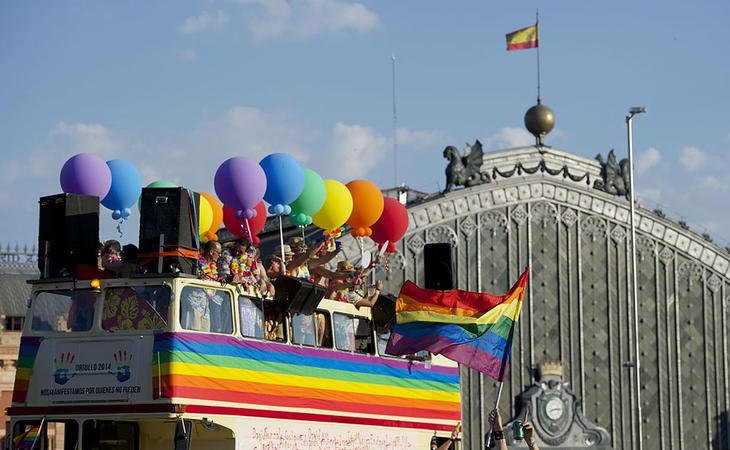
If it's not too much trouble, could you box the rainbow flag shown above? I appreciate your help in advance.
[13,423,40,449]
[506,23,538,50]
[385,268,529,381]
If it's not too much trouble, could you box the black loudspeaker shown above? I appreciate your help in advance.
[274,275,326,315]
[372,294,396,332]
[424,243,454,290]
[138,187,200,275]
[38,193,100,279]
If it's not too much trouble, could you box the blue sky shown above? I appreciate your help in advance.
[1,1,729,247]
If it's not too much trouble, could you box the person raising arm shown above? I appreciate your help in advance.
[522,409,541,450]
[488,409,508,450]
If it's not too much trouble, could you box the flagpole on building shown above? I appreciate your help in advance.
[535,9,540,105]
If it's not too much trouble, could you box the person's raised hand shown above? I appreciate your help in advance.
[522,409,535,443]
[488,409,503,430]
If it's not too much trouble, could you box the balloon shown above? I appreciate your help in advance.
[312,179,353,232]
[214,157,267,211]
[60,153,112,198]
[101,160,142,213]
[259,153,305,215]
[370,197,409,253]
[120,208,131,219]
[289,169,326,226]
[199,192,223,242]
[137,180,177,212]
[346,179,384,237]
[198,194,214,236]
[223,201,267,242]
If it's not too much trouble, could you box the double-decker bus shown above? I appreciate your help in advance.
[7,272,461,449]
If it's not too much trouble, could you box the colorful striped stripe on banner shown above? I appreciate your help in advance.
[386,268,529,381]
[152,332,460,426]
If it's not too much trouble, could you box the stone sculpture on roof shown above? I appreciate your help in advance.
[442,139,490,193]
[593,149,631,198]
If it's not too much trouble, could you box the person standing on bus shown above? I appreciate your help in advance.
[199,240,222,281]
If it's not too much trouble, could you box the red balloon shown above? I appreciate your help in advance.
[370,197,409,253]
[223,202,267,242]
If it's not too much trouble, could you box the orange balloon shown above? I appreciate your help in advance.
[345,180,384,237]
[200,192,223,241]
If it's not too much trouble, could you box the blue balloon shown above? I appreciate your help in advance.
[120,208,131,219]
[259,153,305,214]
[101,160,142,213]
[112,210,122,220]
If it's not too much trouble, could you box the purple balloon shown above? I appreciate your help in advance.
[214,157,267,211]
[59,153,112,198]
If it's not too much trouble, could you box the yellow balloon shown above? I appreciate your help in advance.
[198,194,214,237]
[312,179,353,232]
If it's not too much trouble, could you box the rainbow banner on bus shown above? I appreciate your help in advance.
[386,268,529,381]
[153,332,460,430]
[12,337,42,404]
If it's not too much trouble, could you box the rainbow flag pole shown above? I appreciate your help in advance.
[384,268,529,448]
[13,416,44,449]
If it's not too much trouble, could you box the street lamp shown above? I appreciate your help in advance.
[627,106,646,450]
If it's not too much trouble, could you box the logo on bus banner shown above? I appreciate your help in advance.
[52,350,132,385]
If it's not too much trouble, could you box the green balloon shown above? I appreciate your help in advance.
[137,180,178,212]
[289,169,326,226]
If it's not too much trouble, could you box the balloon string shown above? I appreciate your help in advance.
[117,219,124,239]
[279,215,286,273]
[386,252,391,292]
[245,217,259,274]
[358,236,364,259]
[244,218,253,244]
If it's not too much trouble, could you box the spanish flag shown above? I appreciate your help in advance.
[506,23,538,50]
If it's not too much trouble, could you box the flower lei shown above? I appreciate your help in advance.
[105,250,122,264]
[199,257,218,280]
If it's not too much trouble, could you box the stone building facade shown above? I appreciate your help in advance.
[335,145,730,449]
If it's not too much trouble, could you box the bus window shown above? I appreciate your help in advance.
[11,420,79,450]
[290,313,316,346]
[82,420,138,450]
[376,329,390,356]
[354,317,374,354]
[263,301,285,342]
[180,287,233,334]
[102,286,171,332]
[315,311,332,348]
[333,313,354,351]
[333,314,374,354]
[32,290,96,332]
[239,296,264,338]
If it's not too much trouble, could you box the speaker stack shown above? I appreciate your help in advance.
[273,275,327,315]
[38,193,100,279]
[138,187,200,275]
[372,293,397,332]
[424,242,454,290]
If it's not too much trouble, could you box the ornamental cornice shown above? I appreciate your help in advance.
[400,174,730,280]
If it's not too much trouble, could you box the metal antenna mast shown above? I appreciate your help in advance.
[391,53,398,187]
